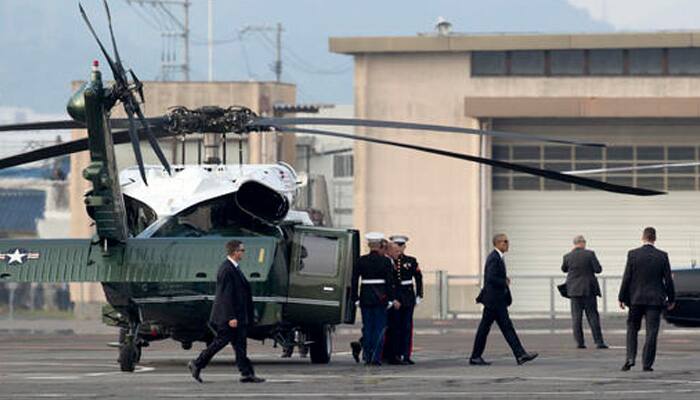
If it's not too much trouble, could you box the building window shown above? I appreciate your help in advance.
[473,47,700,77]
[550,50,585,75]
[669,48,700,74]
[510,51,545,75]
[333,153,353,178]
[492,144,699,191]
[629,48,664,75]
[472,51,507,75]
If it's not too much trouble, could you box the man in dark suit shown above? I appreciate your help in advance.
[618,227,675,372]
[561,235,608,349]
[469,233,538,366]
[188,240,264,383]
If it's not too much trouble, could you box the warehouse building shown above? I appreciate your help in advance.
[330,31,700,313]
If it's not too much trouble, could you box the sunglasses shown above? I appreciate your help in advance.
[237,248,246,252]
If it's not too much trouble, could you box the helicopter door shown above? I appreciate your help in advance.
[287,226,353,325]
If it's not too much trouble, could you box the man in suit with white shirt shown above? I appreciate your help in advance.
[188,240,264,383]
[469,233,538,366]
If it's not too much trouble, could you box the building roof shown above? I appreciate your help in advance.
[0,189,45,234]
[330,31,700,54]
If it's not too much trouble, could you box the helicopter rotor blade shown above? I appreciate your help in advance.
[0,139,88,170]
[133,103,172,176]
[251,117,606,148]
[0,120,85,132]
[123,99,148,184]
[277,126,664,196]
[0,126,177,171]
[102,0,127,82]
[78,3,124,86]
[129,69,145,103]
[565,161,700,175]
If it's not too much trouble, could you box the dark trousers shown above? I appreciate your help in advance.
[570,295,605,346]
[387,302,414,360]
[471,305,526,360]
[194,324,254,377]
[626,305,662,368]
[361,305,387,363]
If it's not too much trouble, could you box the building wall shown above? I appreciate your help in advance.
[353,52,482,276]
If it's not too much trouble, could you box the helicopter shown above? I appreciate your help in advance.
[0,1,670,372]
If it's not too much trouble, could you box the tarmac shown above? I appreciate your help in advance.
[1,318,699,399]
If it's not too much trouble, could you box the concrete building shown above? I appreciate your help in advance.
[331,31,700,313]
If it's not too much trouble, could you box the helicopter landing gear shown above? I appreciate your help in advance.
[118,322,142,372]
[309,324,333,364]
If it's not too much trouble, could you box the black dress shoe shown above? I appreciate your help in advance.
[240,375,265,383]
[387,357,403,365]
[596,343,609,349]
[621,361,635,371]
[517,352,538,365]
[643,366,654,372]
[187,360,203,383]
[577,344,587,349]
[350,341,361,363]
[402,358,415,365]
[469,357,491,366]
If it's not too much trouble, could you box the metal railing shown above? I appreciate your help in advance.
[434,273,624,320]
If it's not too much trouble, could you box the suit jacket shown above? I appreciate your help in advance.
[618,244,675,306]
[209,259,255,328]
[351,251,395,307]
[561,248,602,297]
[476,249,512,308]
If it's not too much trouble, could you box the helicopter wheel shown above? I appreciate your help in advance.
[118,326,142,372]
[309,325,332,364]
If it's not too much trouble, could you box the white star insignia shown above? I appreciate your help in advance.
[7,249,27,265]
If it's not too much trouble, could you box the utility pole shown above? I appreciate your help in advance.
[208,0,213,81]
[239,23,283,82]
[125,0,190,81]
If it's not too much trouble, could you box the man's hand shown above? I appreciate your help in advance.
[667,302,676,311]
[619,301,626,310]
[228,319,238,328]
[416,296,422,305]
[393,300,401,310]
[506,277,511,286]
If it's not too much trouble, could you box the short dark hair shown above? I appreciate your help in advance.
[226,240,243,255]
[642,227,656,242]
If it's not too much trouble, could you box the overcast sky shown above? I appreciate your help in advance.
[568,0,700,30]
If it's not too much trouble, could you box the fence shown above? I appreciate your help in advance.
[430,272,624,320]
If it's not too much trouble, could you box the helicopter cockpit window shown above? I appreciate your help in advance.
[124,195,157,237]
[297,234,339,277]
[149,193,280,238]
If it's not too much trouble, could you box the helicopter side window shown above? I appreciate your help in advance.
[297,235,339,277]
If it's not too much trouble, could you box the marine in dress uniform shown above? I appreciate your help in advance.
[385,235,423,365]
[351,232,400,365]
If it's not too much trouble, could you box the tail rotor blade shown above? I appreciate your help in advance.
[102,0,127,81]
[129,70,145,103]
[124,99,148,184]
[133,102,172,175]
[278,126,664,196]
[78,3,124,85]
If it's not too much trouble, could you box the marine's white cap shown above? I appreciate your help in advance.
[389,235,409,244]
[365,232,385,243]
